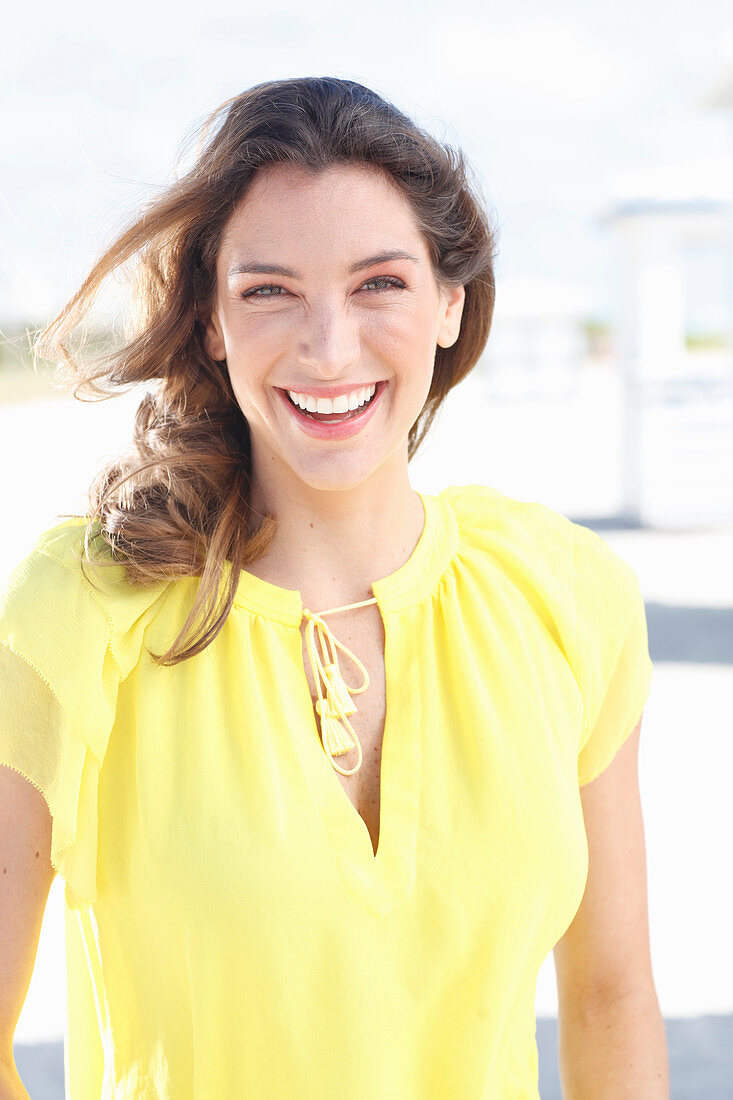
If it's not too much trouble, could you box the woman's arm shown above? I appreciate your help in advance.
[552,715,670,1098]
[0,1061,32,1100]
[0,765,55,1099]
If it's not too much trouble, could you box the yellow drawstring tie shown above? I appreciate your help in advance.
[302,596,378,776]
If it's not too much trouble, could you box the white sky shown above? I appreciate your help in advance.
[1,0,733,325]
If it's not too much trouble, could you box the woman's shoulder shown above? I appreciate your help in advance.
[2,516,102,616]
[435,482,640,611]
[1,517,179,680]
[4,515,165,607]
[9,515,121,579]
[436,482,576,566]
[438,480,573,528]
[437,482,629,557]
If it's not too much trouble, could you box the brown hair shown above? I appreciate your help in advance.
[35,76,498,665]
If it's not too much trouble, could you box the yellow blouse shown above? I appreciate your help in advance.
[0,484,653,1099]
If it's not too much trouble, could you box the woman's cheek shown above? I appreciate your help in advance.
[229,315,291,364]
[361,309,414,356]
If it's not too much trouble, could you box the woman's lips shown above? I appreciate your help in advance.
[277,381,386,440]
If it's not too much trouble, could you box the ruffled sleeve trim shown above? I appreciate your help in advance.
[571,522,654,786]
[0,518,166,909]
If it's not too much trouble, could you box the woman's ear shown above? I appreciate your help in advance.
[202,306,226,361]
[436,284,466,349]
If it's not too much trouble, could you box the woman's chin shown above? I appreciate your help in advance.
[280,445,406,498]
[286,465,385,497]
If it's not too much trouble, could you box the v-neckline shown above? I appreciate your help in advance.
[230,490,460,915]
[292,591,422,913]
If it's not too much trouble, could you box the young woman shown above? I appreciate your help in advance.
[0,77,668,1098]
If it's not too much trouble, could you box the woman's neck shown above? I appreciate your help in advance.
[245,466,425,608]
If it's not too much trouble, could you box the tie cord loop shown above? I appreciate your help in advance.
[301,597,379,774]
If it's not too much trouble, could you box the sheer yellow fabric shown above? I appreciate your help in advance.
[0,486,653,1099]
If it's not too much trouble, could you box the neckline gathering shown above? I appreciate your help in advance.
[223,489,461,913]
[230,491,460,625]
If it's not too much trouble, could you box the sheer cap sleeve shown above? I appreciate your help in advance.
[438,484,653,788]
[0,519,167,909]
[570,522,653,786]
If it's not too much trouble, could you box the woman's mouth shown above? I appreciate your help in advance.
[276,381,386,440]
[285,383,381,421]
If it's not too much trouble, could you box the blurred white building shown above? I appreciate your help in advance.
[481,65,733,531]
[595,55,733,530]
[605,155,733,528]
[484,276,595,398]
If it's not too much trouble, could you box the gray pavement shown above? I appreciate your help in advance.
[13,1016,733,1098]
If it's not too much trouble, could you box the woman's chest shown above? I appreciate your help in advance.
[101,596,588,927]
[299,610,388,855]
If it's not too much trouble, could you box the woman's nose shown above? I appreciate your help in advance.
[295,305,360,377]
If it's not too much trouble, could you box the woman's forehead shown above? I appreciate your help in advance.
[221,162,421,247]
[243,160,398,201]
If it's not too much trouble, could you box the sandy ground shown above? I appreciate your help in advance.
[3,362,732,1094]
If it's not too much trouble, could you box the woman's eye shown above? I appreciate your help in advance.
[241,284,287,300]
[362,276,406,292]
[240,277,405,300]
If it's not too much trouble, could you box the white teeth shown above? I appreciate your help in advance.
[287,383,378,414]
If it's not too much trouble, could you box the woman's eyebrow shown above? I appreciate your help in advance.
[350,250,420,273]
[226,250,420,280]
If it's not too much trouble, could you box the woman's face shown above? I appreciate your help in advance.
[204,162,465,501]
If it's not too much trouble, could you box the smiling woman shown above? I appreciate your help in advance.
[29,78,494,665]
[202,161,465,494]
[0,76,666,1100]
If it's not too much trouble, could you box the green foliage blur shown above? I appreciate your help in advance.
[0,322,116,404]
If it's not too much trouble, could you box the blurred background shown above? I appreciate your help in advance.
[2,0,732,1096]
